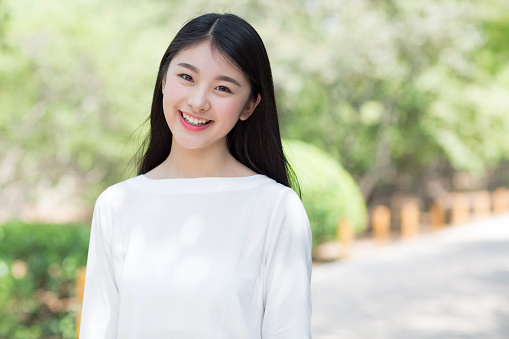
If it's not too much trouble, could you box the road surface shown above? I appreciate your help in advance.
[311,214,509,338]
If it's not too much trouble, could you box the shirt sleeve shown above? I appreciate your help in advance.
[262,188,313,338]
[79,189,120,338]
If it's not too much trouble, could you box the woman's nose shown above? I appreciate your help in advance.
[187,87,211,112]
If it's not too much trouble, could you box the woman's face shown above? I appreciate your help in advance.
[162,41,260,153]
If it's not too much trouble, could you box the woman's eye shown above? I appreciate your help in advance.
[179,74,193,82]
[216,86,232,93]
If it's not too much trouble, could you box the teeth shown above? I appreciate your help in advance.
[181,112,210,126]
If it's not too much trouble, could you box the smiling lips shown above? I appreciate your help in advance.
[179,110,213,131]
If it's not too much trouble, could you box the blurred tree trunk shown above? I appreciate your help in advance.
[359,101,394,200]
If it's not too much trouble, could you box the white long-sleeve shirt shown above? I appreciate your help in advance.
[79,174,312,338]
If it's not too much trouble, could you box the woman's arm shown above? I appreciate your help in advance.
[262,189,313,338]
[79,189,120,338]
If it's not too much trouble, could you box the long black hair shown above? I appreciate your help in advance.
[135,13,298,190]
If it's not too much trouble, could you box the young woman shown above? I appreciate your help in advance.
[79,13,312,338]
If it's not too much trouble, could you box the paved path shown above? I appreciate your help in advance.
[311,214,509,339]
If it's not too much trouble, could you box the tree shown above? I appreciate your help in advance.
[256,0,509,200]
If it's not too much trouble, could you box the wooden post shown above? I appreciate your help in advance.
[76,266,87,339]
[473,190,491,219]
[430,201,445,231]
[372,205,390,246]
[338,218,354,258]
[493,188,508,215]
[401,201,419,239]
[451,193,470,225]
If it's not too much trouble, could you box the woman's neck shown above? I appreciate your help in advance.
[145,140,256,179]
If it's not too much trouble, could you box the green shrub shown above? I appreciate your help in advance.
[0,221,90,339]
[284,139,367,246]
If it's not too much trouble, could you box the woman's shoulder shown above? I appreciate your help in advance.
[94,175,142,208]
[257,177,300,201]
[254,179,307,221]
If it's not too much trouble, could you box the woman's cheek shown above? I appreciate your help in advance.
[215,98,246,120]
[165,80,185,98]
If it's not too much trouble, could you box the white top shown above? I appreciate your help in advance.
[79,174,312,339]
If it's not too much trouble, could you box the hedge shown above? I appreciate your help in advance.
[0,221,90,339]
[284,139,368,246]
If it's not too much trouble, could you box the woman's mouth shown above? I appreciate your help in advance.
[180,111,212,127]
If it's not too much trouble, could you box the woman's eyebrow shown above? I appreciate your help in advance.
[178,63,199,73]
[177,62,242,87]
[216,75,241,87]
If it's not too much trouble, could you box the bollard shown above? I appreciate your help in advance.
[338,218,354,258]
[430,201,445,231]
[401,201,420,239]
[472,191,491,219]
[372,205,391,246]
[76,266,87,339]
[493,188,508,215]
[451,193,470,225]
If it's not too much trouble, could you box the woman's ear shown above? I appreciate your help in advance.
[240,93,261,121]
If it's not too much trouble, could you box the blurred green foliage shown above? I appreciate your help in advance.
[2,0,508,217]
[284,140,367,246]
[0,222,90,338]
[272,0,509,197]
